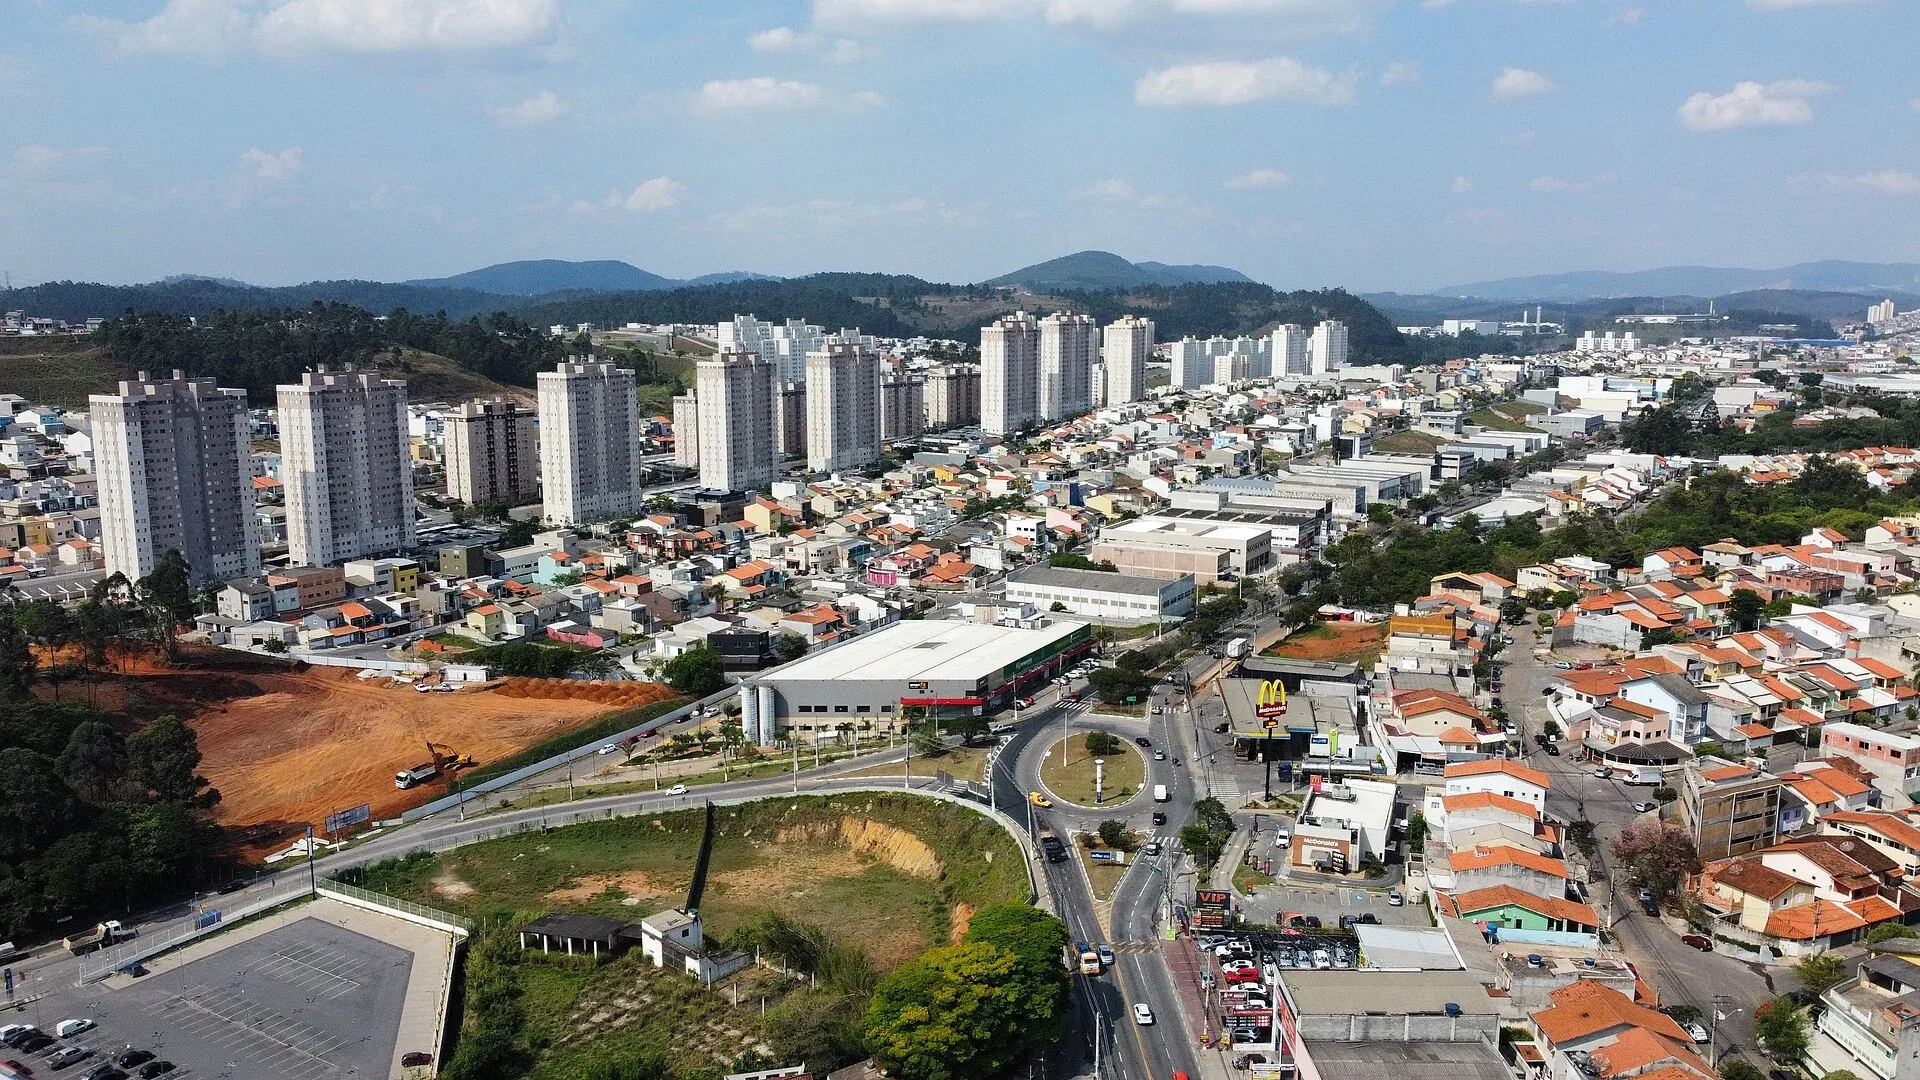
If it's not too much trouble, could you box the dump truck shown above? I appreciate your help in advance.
[395,762,440,789]
[62,920,131,955]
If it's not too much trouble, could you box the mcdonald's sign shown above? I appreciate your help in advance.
[1256,680,1288,718]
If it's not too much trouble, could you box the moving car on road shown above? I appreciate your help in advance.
[1632,800,1658,814]
[1029,791,1052,808]
[1681,934,1712,951]
[1132,1003,1155,1025]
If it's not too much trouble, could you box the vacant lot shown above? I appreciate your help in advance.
[1266,620,1388,667]
[1373,430,1448,454]
[1468,400,1546,432]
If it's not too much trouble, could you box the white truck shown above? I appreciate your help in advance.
[1153,784,1170,802]
[62,920,132,955]
[395,762,440,789]
[1224,638,1250,660]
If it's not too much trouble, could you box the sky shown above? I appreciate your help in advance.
[3,0,1917,293]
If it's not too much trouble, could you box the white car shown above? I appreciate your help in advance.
[1311,949,1332,969]
[596,743,620,755]
[1592,766,1611,779]
[1132,1003,1155,1026]
[1686,1023,1710,1044]
[665,783,689,796]
[1632,801,1658,814]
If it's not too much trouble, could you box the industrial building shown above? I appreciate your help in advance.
[1003,565,1195,621]
[740,617,1094,742]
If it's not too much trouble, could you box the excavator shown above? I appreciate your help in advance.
[396,740,475,789]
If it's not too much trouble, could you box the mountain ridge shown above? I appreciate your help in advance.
[1434,260,1920,301]
[990,250,1254,291]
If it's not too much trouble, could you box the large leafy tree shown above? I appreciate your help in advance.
[662,646,726,696]
[1753,997,1810,1059]
[863,941,1038,1080]
[56,720,129,806]
[127,714,221,810]
[1609,820,1701,904]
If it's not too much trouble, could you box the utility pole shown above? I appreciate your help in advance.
[1709,994,1731,1068]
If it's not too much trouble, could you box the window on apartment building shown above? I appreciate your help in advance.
[834,705,849,713]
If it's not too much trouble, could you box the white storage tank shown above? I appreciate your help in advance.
[739,685,760,745]
[756,685,777,746]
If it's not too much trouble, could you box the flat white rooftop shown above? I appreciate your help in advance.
[765,618,1087,684]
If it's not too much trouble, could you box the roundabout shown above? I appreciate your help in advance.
[1037,730,1147,810]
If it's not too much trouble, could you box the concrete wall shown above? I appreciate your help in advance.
[1298,1013,1498,1043]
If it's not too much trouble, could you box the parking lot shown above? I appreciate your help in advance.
[2,918,414,1080]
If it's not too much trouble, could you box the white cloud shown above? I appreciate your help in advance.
[714,196,935,233]
[1811,170,1920,195]
[615,176,685,211]
[1528,172,1615,194]
[814,0,1390,37]
[813,0,1027,21]
[489,90,567,128]
[74,0,559,58]
[1224,168,1288,190]
[239,146,303,182]
[1450,175,1474,193]
[1677,78,1832,130]
[1135,58,1354,107]
[749,25,804,51]
[698,77,826,110]
[1491,67,1553,100]
[1075,178,1138,201]
[748,25,869,61]
[1611,5,1644,25]
[1380,61,1419,87]
[10,144,109,180]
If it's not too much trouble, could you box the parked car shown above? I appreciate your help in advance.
[1222,967,1261,984]
[1132,1003,1155,1026]
[48,1045,93,1070]
[1311,949,1332,969]
[1215,722,1231,734]
[137,1064,176,1079]
[1632,801,1658,814]
[79,1065,126,1080]
[115,1051,154,1069]
[17,1033,54,1053]
[1681,934,1712,951]
[1387,890,1404,906]
[1685,1023,1710,1044]
[54,1020,94,1039]
[1592,766,1612,779]
[1358,913,1379,925]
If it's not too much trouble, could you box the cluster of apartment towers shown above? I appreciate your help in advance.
[84,312,1350,589]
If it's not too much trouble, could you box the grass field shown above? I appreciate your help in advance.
[1265,620,1388,667]
[1234,863,1277,892]
[842,744,990,783]
[1467,400,1546,433]
[1373,430,1449,454]
[1040,733,1145,807]
[0,340,134,408]
[1086,859,1127,902]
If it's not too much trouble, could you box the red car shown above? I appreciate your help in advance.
[1222,966,1262,984]
[1681,934,1712,952]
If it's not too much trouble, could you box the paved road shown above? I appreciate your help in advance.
[1503,624,1788,1061]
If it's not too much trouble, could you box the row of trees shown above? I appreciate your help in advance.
[0,552,226,938]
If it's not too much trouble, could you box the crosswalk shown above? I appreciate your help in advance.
[1146,833,1180,848]
[1105,940,1159,955]
[1207,776,1242,802]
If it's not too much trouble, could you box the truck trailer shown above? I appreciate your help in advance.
[62,920,131,955]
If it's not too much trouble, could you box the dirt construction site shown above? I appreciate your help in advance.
[62,649,675,845]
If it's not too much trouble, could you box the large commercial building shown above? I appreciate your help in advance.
[1004,565,1195,621]
[697,349,776,493]
[1310,320,1350,374]
[671,392,700,468]
[444,399,538,508]
[1091,514,1276,584]
[92,370,258,585]
[981,311,1039,436]
[279,367,415,567]
[1103,314,1153,406]
[879,372,926,443]
[1038,311,1097,422]
[538,361,643,525]
[742,617,1093,738]
[925,366,981,429]
[1273,323,1310,376]
[805,338,882,473]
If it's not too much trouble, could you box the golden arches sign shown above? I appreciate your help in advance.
[1256,679,1288,719]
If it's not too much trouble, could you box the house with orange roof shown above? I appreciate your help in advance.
[1444,759,1551,810]
[1700,834,1920,953]
[1529,979,1697,1064]
[1642,547,1703,579]
[1440,884,1599,936]
[1820,722,1920,805]
[1447,845,1570,896]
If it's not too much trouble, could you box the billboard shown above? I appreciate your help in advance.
[1194,889,1233,930]
[324,803,372,835]
[1256,680,1289,719]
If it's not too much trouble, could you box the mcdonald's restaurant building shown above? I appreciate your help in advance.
[1219,658,1370,776]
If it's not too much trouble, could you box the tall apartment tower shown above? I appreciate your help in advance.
[279,367,415,567]
[925,366,981,430]
[696,349,776,493]
[805,338,882,473]
[1038,311,1098,422]
[672,392,700,468]
[980,311,1039,436]
[1309,320,1350,375]
[537,360,643,525]
[444,399,538,508]
[92,370,257,586]
[774,382,808,458]
[879,372,926,443]
[1273,324,1310,376]
[1103,314,1154,406]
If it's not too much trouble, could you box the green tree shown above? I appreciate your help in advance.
[1717,1060,1765,1080]
[1179,823,1226,868]
[1087,667,1154,705]
[1083,731,1124,757]
[0,608,34,702]
[1792,952,1848,994]
[1097,819,1132,850]
[661,646,726,696]
[1867,923,1919,944]
[862,941,1055,1080]
[126,714,221,809]
[774,633,811,663]
[138,548,195,663]
[1405,810,1428,855]
[55,720,128,806]
[0,748,79,863]
[1753,997,1810,1059]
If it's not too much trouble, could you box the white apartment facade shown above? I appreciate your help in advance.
[1038,311,1097,422]
[92,370,258,585]
[537,361,643,525]
[1309,320,1349,374]
[443,398,538,508]
[1273,324,1309,376]
[925,366,981,429]
[697,349,776,492]
[805,338,882,473]
[981,311,1039,436]
[671,392,700,468]
[717,314,824,384]
[279,367,415,567]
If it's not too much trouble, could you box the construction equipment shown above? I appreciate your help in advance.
[426,740,475,773]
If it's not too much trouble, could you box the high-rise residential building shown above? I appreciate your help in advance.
[805,337,882,473]
[1213,352,1252,386]
[537,360,643,525]
[1103,314,1154,406]
[880,372,926,443]
[1088,361,1108,409]
[1310,320,1349,374]
[672,392,700,468]
[717,314,825,384]
[1869,299,1897,326]
[981,311,1039,436]
[279,367,415,567]
[444,399,538,508]
[1168,338,1211,390]
[697,349,776,492]
[1038,311,1098,421]
[1272,324,1310,376]
[774,382,808,458]
[92,370,257,586]
[925,366,981,430]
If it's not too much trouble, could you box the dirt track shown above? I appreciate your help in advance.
[185,667,621,837]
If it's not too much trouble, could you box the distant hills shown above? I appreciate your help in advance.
[403,259,779,296]
[1434,260,1920,302]
[990,250,1254,292]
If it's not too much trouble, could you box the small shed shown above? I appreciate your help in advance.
[520,913,628,958]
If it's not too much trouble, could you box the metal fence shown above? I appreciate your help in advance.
[77,878,314,983]
[318,882,472,935]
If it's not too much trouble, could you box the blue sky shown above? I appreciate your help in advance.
[3,0,1916,292]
